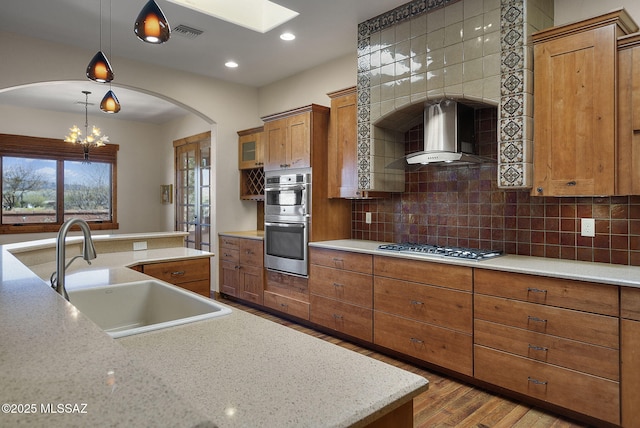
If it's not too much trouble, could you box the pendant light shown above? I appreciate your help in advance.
[134,0,171,44]
[100,90,121,113]
[87,0,114,83]
[99,0,120,114]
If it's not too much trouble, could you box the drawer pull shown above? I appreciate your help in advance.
[333,314,343,320]
[527,287,547,294]
[280,303,288,308]
[333,282,344,288]
[527,377,548,385]
[527,315,547,324]
[410,300,424,306]
[332,257,344,268]
[410,337,424,344]
[528,344,549,352]
[171,271,186,276]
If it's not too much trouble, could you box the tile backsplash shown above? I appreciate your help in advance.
[352,108,640,267]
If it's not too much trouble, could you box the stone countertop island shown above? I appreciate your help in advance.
[0,232,428,427]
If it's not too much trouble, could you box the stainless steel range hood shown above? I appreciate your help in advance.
[386,100,495,169]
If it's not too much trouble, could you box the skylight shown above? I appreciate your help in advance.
[166,0,299,33]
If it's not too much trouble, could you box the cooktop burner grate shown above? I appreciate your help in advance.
[377,243,503,260]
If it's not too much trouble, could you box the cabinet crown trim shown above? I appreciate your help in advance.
[261,104,330,122]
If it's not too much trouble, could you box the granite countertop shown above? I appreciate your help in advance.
[310,239,640,288]
[1,234,428,427]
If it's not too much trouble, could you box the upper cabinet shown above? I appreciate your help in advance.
[618,33,640,195]
[262,105,329,171]
[237,127,265,200]
[238,126,264,170]
[531,9,638,197]
[327,87,358,199]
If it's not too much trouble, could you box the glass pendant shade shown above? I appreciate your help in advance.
[100,90,121,114]
[86,51,114,83]
[134,0,171,44]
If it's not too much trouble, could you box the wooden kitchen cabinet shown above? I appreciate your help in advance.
[261,104,329,171]
[474,269,620,425]
[238,126,264,169]
[309,247,373,341]
[617,33,640,195]
[263,270,310,320]
[621,287,640,427]
[238,127,265,200]
[218,235,264,304]
[137,257,211,297]
[531,10,637,196]
[372,256,473,376]
[327,87,359,198]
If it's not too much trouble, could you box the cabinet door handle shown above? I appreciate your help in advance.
[527,287,547,294]
[171,271,186,276]
[566,181,577,186]
[333,314,343,320]
[410,337,424,344]
[410,300,424,306]
[527,315,547,323]
[332,282,344,288]
[527,377,548,385]
[528,344,549,352]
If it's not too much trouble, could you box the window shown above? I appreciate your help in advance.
[0,133,119,233]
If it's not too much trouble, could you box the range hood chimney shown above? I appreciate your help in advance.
[387,99,495,169]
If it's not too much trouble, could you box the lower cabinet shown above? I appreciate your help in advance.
[137,257,211,297]
[621,287,640,427]
[474,269,620,425]
[218,235,264,304]
[264,270,310,320]
[373,256,474,376]
[309,248,373,342]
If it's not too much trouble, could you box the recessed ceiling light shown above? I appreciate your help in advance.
[225,61,239,68]
[280,32,295,41]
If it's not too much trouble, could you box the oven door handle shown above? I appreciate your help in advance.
[265,184,306,191]
[265,222,306,228]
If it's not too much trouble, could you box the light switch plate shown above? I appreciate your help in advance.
[365,212,372,224]
[133,241,148,251]
[581,218,595,237]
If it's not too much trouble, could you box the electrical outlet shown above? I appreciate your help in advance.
[581,218,595,237]
[133,241,148,251]
[365,212,372,224]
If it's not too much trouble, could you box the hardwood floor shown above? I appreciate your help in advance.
[220,298,593,428]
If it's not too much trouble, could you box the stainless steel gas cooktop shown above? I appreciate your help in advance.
[377,243,503,261]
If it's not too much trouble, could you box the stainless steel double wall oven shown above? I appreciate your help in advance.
[264,168,311,277]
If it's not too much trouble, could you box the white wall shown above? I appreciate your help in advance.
[554,0,640,25]
[257,53,357,117]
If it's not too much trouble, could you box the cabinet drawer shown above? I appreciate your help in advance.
[474,269,618,316]
[240,239,263,267]
[374,256,472,291]
[309,265,372,308]
[144,258,210,285]
[219,247,239,263]
[374,311,473,376]
[475,345,620,425]
[621,287,640,321]
[264,291,309,320]
[219,236,240,250]
[177,279,210,297]
[310,295,372,342]
[374,276,472,333]
[310,247,372,274]
[475,294,619,348]
[475,319,619,380]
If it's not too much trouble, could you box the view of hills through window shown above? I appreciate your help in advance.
[1,156,112,225]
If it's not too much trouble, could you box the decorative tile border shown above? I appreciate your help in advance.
[357,0,541,191]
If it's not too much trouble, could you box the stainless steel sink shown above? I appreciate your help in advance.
[68,280,232,338]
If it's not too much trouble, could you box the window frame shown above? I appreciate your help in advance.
[0,133,119,233]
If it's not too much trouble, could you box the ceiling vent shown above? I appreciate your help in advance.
[173,24,204,39]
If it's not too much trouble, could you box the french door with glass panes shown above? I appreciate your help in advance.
[174,132,211,251]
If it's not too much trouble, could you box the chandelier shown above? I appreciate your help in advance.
[63,91,109,162]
